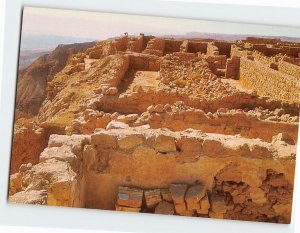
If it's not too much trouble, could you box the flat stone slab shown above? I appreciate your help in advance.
[117,186,144,208]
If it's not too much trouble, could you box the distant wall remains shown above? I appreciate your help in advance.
[239,58,300,104]
[278,61,300,81]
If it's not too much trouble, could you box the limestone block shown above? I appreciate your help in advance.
[209,193,227,214]
[106,120,129,130]
[117,186,143,208]
[174,202,187,214]
[161,188,173,202]
[169,183,188,204]
[152,134,177,153]
[185,184,206,210]
[144,189,162,208]
[48,134,90,155]
[202,139,224,156]
[154,201,175,215]
[39,145,77,164]
[91,132,118,149]
[197,194,210,214]
[272,133,295,145]
[9,190,47,205]
[118,133,145,150]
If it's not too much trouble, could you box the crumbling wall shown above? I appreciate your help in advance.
[143,38,165,56]
[188,42,208,54]
[81,128,295,223]
[214,42,232,57]
[128,53,161,71]
[9,134,90,207]
[165,39,183,53]
[115,36,129,52]
[10,123,47,174]
[278,61,300,80]
[281,46,300,57]
[231,45,252,58]
[244,37,281,44]
[207,43,219,56]
[127,36,144,53]
[239,58,300,104]
[225,56,240,79]
[146,103,299,142]
[206,55,227,76]
[87,41,117,59]
[282,56,300,66]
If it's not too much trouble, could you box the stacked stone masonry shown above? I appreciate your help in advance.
[10,34,299,224]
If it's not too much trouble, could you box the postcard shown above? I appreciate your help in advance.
[8,6,299,224]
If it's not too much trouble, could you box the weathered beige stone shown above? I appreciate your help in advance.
[144,189,162,208]
[9,190,47,205]
[39,145,77,164]
[152,134,177,153]
[106,120,129,130]
[118,133,144,150]
[154,201,175,215]
[91,132,118,149]
[169,184,188,204]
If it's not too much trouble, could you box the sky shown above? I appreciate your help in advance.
[21,7,300,44]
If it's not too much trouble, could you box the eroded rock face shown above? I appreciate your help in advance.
[10,34,299,224]
[16,42,96,119]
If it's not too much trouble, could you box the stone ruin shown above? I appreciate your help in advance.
[9,34,299,224]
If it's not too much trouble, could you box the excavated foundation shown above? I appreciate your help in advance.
[9,34,299,224]
[9,127,296,223]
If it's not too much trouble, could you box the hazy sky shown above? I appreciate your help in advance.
[22,6,300,40]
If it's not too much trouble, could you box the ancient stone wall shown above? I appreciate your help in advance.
[127,36,144,53]
[115,36,129,52]
[187,42,208,54]
[278,61,300,80]
[214,42,232,57]
[180,40,189,53]
[10,128,295,223]
[9,134,90,207]
[128,53,161,71]
[10,124,47,174]
[239,58,300,104]
[143,38,165,56]
[207,43,219,56]
[87,41,117,59]
[82,127,295,220]
[225,56,240,79]
[244,37,282,44]
[206,55,227,75]
[165,39,183,53]
[282,56,300,66]
[146,103,299,142]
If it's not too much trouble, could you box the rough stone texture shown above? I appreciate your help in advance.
[10,34,299,224]
[239,58,300,104]
[155,201,175,215]
[116,186,143,208]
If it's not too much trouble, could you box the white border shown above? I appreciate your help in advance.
[0,1,300,233]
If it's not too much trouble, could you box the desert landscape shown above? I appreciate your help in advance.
[8,8,300,225]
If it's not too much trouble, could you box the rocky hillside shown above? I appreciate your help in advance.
[15,42,96,119]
